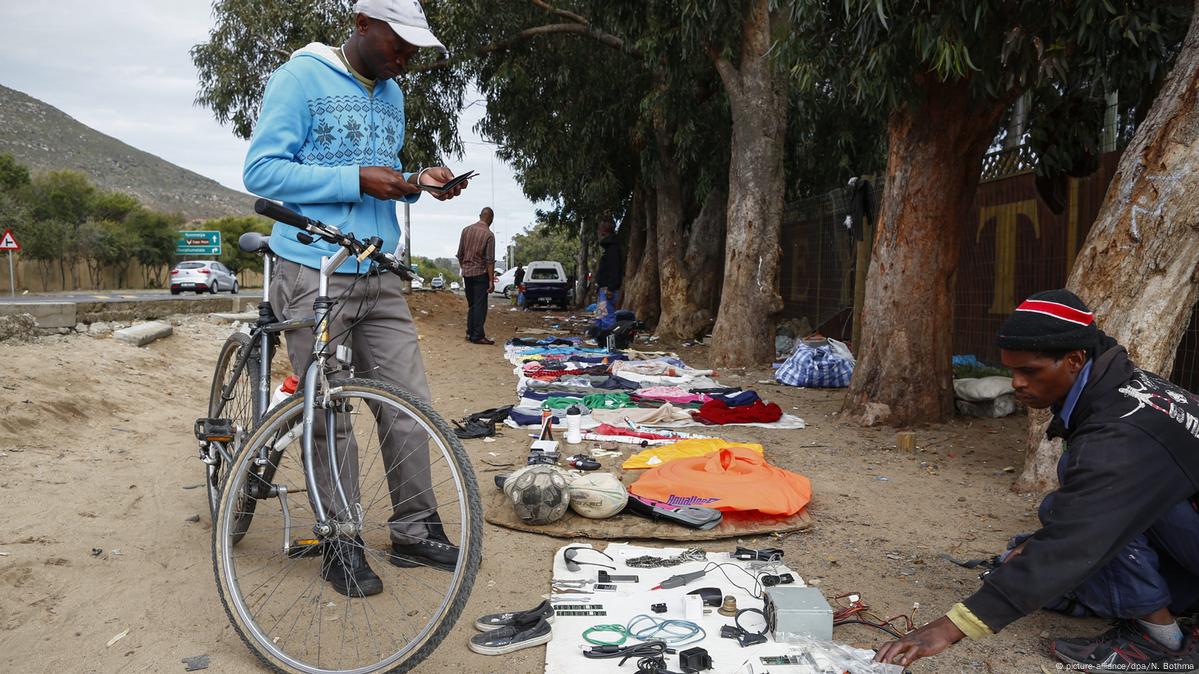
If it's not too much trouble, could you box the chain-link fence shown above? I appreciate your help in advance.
[779,150,1199,392]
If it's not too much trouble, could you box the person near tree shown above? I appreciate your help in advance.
[456,207,495,344]
[242,0,468,597]
[876,289,1199,671]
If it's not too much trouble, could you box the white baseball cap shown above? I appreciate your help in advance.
[353,0,446,51]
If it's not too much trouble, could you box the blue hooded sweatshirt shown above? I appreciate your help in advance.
[243,43,419,273]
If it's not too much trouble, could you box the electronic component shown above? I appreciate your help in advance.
[599,570,640,583]
[732,546,783,562]
[678,646,713,672]
[760,573,796,587]
[651,603,667,614]
[765,586,834,642]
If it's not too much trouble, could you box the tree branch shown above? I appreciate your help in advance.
[410,22,637,72]
[529,0,590,26]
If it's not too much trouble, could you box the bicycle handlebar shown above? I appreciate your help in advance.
[253,198,412,279]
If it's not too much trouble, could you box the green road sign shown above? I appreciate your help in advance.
[176,230,221,256]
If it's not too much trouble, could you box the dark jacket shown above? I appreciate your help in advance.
[596,234,623,291]
[963,340,1199,632]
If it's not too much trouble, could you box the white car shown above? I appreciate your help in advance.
[450,281,461,291]
[493,267,520,297]
[170,260,238,295]
[410,276,425,290]
[431,274,446,290]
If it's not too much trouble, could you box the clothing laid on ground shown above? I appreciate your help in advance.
[244,43,419,273]
[693,399,783,425]
[629,447,811,515]
[622,438,765,470]
[464,273,489,341]
[953,340,1199,638]
[244,42,442,545]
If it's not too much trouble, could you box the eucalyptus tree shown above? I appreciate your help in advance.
[786,0,1189,425]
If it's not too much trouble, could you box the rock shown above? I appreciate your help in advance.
[56,327,71,335]
[0,313,37,342]
[87,321,113,337]
[74,322,86,333]
[114,321,173,347]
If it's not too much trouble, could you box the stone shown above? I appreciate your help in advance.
[74,322,87,333]
[87,321,113,337]
[0,313,37,342]
[114,321,173,347]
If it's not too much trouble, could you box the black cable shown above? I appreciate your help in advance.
[834,619,904,639]
[583,640,669,666]
[701,562,763,599]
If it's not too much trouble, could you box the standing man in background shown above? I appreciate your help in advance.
[457,207,495,344]
[513,263,526,309]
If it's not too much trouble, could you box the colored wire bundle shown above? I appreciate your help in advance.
[831,592,917,639]
[626,614,706,646]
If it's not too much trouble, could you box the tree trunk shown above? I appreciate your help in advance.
[621,186,647,308]
[1016,5,1199,491]
[624,187,661,326]
[574,218,592,309]
[654,121,714,341]
[685,187,727,319]
[708,0,787,366]
[843,76,1009,426]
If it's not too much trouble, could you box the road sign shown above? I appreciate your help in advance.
[0,228,19,251]
[176,230,221,256]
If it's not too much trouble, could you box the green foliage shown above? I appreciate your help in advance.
[411,255,460,284]
[0,153,30,191]
[510,220,578,268]
[90,191,141,222]
[24,170,95,226]
[207,215,273,275]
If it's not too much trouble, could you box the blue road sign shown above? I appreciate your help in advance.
[176,230,221,256]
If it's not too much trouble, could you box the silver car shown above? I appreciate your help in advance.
[170,260,239,295]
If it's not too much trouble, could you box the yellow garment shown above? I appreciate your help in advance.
[946,603,994,640]
[623,438,764,470]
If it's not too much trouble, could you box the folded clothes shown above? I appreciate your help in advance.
[692,399,783,425]
[712,390,761,407]
[629,447,811,515]
[633,386,711,405]
[591,403,693,426]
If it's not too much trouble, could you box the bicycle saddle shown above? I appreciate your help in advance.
[238,231,272,254]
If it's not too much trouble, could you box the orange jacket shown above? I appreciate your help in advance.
[628,447,811,516]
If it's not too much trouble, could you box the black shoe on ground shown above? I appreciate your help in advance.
[470,337,495,345]
[467,616,552,655]
[320,536,383,597]
[389,512,459,571]
[1052,620,1199,671]
[474,600,556,631]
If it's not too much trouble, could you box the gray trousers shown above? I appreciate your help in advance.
[270,258,437,541]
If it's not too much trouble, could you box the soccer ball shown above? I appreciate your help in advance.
[504,465,571,525]
[568,473,628,519]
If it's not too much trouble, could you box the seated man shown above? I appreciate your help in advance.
[876,289,1199,671]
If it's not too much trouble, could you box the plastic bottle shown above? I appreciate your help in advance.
[270,374,300,412]
[565,405,583,445]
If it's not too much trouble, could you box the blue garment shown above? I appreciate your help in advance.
[1056,360,1093,429]
[1036,494,1199,618]
[243,43,420,273]
[714,390,762,407]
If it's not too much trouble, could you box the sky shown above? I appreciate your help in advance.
[0,0,543,262]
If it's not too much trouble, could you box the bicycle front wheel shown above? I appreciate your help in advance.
[212,379,482,674]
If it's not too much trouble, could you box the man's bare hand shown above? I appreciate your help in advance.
[1003,540,1030,564]
[360,166,421,200]
[873,616,965,667]
[411,166,468,201]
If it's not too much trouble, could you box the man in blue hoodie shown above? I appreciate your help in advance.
[243,0,467,597]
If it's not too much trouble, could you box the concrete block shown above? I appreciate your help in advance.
[209,311,258,323]
[114,321,173,347]
[0,301,77,329]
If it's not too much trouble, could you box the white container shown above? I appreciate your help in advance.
[565,405,583,445]
[269,374,300,413]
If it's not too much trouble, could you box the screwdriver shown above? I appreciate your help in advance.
[650,569,707,590]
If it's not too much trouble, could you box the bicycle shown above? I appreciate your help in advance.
[195,198,482,674]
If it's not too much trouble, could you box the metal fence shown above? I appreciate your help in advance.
[779,150,1199,392]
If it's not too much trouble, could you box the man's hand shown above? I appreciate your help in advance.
[1002,540,1029,564]
[873,616,965,667]
[411,166,468,201]
[360,166,420,200]
[488,281,495,294]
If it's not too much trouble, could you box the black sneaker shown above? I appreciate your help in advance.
[320,537,382,597]
[467,616,552,655]
[474,600,556,631]
[1052,620,1199,671]
[389,512,459,571]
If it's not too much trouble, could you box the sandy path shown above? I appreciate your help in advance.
[0,292,1098,672]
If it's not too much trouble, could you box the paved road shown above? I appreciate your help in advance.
[0,289,255,304]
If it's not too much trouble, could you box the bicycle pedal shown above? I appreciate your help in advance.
[195,418,234,442]
[286,539,323,559]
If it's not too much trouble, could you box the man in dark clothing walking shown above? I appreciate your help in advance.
[457,207,495,344]
[876,289,1199,671]
[592,221,623,332]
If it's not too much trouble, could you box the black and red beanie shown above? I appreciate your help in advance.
[996,289,1098,352]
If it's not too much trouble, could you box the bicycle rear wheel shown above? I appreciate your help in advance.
[206,331,260,525]
[213,379,482,674]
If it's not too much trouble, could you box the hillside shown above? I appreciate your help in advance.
[0,83,253,220]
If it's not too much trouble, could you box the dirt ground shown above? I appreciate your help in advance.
[0,291,1103,673]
